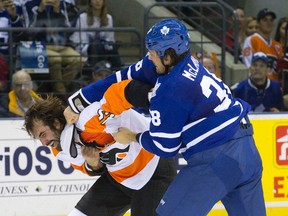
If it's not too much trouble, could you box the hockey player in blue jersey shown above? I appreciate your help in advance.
[231,51,284,112]
[64,19,266,215]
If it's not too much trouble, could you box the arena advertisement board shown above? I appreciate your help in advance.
[1,115,288,216]
[0,119,98,216]
[250,114,288,216]
[19,41,49,74]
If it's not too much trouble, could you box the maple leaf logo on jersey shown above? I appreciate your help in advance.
[160,26,169,35]
[150,81,161,100]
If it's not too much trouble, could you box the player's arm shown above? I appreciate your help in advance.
[71,162,106,176]
[67,55,157,114]
[79,146,106,176]
[51,146,105,176]
[101,79,152,115]
[113,95,187,158]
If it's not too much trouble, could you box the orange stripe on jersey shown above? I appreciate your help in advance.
[51,147,92,176]
[80,131,114,146]
[109,149,155,183]
[102,80,133,115]
[71,163,91,175]
[84,115,106,132]
[51,147,59,156]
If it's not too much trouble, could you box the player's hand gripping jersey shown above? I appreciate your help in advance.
[52,80,159,190]
[68,54,251,160]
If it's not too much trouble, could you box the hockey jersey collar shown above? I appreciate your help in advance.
[60,124,82,158]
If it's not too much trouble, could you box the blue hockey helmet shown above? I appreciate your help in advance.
[145,18,190,57]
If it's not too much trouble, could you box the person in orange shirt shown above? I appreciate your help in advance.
[242,8,283,82]
[24,79,176,216]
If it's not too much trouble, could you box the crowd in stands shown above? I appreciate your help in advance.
[224,7,246,60]
[231,52,284,112]
[228,7,287,112]
[69,0,121,71]
[0,0,122,117]
[0,1,288,117]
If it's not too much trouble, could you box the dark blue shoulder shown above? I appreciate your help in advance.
[130,55,158,86]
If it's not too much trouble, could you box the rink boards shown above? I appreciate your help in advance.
[0,114,287,216]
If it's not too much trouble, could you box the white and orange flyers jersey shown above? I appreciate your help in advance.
[60,80,159,190]
[242,33,283,81]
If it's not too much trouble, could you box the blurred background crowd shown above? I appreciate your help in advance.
[0,0,287,117]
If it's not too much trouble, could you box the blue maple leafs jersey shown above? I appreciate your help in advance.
[69,54,251,160]
[137,54,251,160]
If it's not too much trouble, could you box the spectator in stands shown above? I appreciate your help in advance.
[78,60,112,87]
[194,52,220,78]
[8,70,41,117]
[0,95,10,117]
[69,0,122,70]
[231,52,283,112]
[274,17,288,49]
[224,7,246,59]
[0,0,24,57]
[64,0,75,5]
[23,0,85,93]
[201,56,216,74]
[0,55,9,92]
[12,0,23,4]
[242,8,283,82]
[91,60,112,82]
[274,17,288,109]
[241,17,258,66]
[64,0,79,26]
[244,16,258,37]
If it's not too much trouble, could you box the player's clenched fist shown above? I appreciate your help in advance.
[81,146,102,170]
[113,127,137,144]
[64,106,79,124]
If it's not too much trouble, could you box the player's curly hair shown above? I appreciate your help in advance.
[24,95,66,137]
[164,48,190,67]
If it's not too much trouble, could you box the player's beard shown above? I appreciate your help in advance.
[48,129,62,151]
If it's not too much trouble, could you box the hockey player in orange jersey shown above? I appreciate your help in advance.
[24,80,176,216]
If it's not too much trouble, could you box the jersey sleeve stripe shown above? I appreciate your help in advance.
[182,118,206,131]
[149,131,182,138]
[139,132,181,155]
[151,140,182,153]
[127,66,132,79]
[186,116,238,149]
[108,148,155,183]
[115,70,122,82]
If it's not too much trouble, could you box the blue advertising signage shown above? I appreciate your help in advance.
[19,41,49,74]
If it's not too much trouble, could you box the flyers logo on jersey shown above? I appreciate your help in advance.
[275,126,288,166]
[97,108,115,125]
[243,47,251,57]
